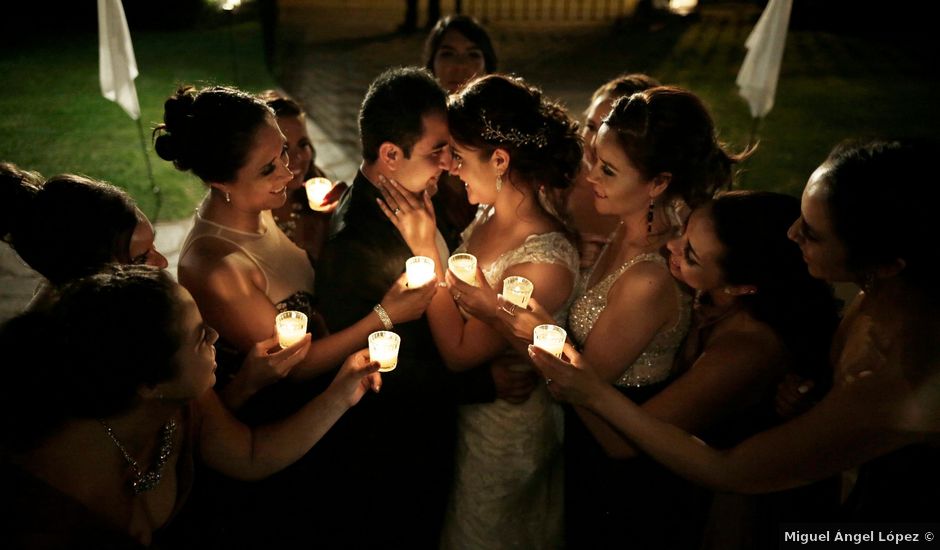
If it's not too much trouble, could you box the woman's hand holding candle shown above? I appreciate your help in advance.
[498,295,557,342]
[328,348,382,407]
[220,333,312,410]
[444,265,500,324]
[378,272,439,326]
[527,342,606,407]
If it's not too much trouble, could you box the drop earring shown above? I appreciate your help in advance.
[647,199,655,233]
[224,191,231,203]
[496,174,503,193]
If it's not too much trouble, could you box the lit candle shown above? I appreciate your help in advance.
[502,276,534,308]
[448,253,478,286]
[368,331,401,373]
[405,256,436,287]
[304,177,335,212]
[533,324,566,358]
[275,310,308,349]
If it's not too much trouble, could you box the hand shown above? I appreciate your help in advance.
[379,272,439,325]
[578,234,609,270]
[490,360,538,404]
[445,264,499,324]
[315,181,348,214]
[774,372,817,419]
[527,342,605,407]
[497,295,557,342]
[375,174,438,256]
[240,334,312,393]
[329,348,382,407]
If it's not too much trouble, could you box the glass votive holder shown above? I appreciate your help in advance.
[304,177,335,212]
[448,253,478,286]
[275,310,308,349]
[368,330,401,373]
[405,256,436,288]
[533,324,566,358]
[502,276,534,308]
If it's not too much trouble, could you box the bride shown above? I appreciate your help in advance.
[377,74,581,549]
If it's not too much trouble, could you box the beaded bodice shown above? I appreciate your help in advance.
[568,246,691,387]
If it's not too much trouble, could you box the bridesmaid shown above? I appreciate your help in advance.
[531,138,940,526]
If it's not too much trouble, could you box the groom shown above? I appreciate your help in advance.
[311,66,494,548]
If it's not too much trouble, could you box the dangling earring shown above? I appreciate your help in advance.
[496,174,503,193]
[224,191,231,204]
[647,199,655,234]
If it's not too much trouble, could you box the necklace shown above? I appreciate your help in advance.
[99,419,177,495]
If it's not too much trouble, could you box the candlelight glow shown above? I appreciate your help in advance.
[369,331,401,373]
[448,253,478,286]
[533,324,566,358]
[275,310,308,349]
[406,256,436,287]
[305,177,335,212]
[502,276,534,308]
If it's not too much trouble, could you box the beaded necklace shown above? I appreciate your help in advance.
[99,419,177,495]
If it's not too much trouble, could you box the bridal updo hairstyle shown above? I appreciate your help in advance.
[447,74,583,215]
[154,85,274,183]
[603,86,748,208]
[0,266,182,450]
[0,162,138,285]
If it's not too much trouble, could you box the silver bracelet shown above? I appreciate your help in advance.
[373,304,394,330]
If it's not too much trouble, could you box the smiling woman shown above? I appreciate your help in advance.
[152,83,437,546]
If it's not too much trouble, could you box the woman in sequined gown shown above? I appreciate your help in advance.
[377,74,581,549]
[495,87,751,548]
[532,138,940,530]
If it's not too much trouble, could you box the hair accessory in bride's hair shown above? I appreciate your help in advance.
[480,110,548,149]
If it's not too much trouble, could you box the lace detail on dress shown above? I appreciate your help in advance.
[455,206,580,318]
[441,205,577,549]
[568,249,691,387]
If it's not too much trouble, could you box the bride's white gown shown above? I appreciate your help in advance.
[440,208,579,550]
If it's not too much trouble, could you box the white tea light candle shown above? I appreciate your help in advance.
[368,331,401,373]
[533,324,566,358]
[502,276,534,308]
[275,310,308,349]
[448,253,478,286]
[405,256,436,287]
[305,177,335,212]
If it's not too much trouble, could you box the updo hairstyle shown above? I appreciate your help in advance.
[0,163,138,285]
[604,86,749,208]
[448,74,583,207]
[153,85,274,183]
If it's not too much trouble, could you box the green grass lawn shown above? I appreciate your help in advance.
[0,21,277,222]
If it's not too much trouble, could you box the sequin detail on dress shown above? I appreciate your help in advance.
[568,249,691,387]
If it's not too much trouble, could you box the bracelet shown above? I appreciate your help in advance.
[373,304,394,330]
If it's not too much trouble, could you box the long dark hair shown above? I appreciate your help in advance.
[820,138,938,296]
[423,14,498,74]
[0,266,183,451]
[709,191,840,382]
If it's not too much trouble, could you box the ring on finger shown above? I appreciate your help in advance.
[453,291,462,302]
[499,304,516,316]
[393,207,401,214]
[545,378,553,385]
